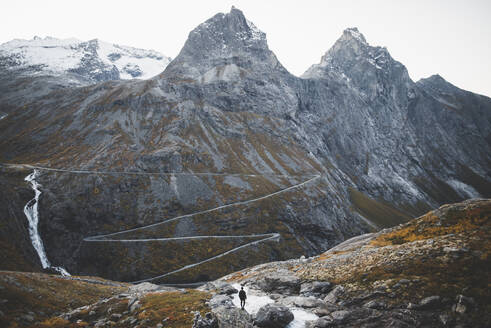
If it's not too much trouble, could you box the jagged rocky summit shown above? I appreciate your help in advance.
[0,7,490,285]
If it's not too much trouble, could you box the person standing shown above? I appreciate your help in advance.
[239,286,247,310]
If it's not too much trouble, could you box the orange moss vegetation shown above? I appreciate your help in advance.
[371,203,490,246]
[225,270,260,283]
[0,271,127,328]
[37,318,72,328]
[137,290,210,327]
[32,289,210,328]
[313,250,351,262]
[295,200,491,311]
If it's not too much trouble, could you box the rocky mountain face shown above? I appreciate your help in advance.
[0,7,490,284]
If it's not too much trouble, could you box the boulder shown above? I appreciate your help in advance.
[257,271,301,295]
[363,300,386,310]
[453,295,475,314]
[20,314,34,322]
[418,296,441,310]
[439,313,454,326]
[201,281,238,295]
[324,286,345,304]
[330,310,352,322]
[300,281,333,297]
[313,308,372,326]
[128,282,162,293]
[209,294,234,309]
[254,304,294,328]
[193,312,218,328]
[269,293,283,301]
[129,300,141,313]
[220,285,239,296]
[306,317,332,328]
[282,296,326,309]
[213,306,254,328]
[110,313,122,321]
[312,303,341,317]
[128,296,138,309]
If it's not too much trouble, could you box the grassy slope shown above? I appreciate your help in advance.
[34,290,211,328]
[0,270,211,328]
[0,271,127,327]
[299,199,491,312]
[348,188,413,228]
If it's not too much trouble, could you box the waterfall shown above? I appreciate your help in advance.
[24,170,70,276]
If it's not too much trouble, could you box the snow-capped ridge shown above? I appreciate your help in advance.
[0,36,171,82]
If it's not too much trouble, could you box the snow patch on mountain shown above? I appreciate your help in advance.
[0,36,171,81]
[95,40,170,79]
[1,37,83,71]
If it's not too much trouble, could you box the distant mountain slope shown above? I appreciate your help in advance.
[0,36,170,81]
[0,36,171,117]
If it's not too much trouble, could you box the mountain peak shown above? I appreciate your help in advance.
[162,7,287,81]
[341,27,367,44]
[190,6,266,46]
[302,27,372,79]
[421,74,445,83]
[303,27,407,81]
[326,27,372,62]
[229,5,242,15]
[302,27,412,101]
[416,74,463,96]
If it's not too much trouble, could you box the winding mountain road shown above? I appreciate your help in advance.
[5,163,320,283]
[9,164,307,178]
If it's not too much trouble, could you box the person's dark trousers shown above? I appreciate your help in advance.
[241,299,245,309]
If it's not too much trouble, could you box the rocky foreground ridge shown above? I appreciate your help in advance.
[202,199,490,328]
[0,199,489,327]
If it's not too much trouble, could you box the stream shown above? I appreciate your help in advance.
[231,283,318,328]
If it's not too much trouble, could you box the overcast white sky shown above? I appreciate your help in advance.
[1,0,490,96]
